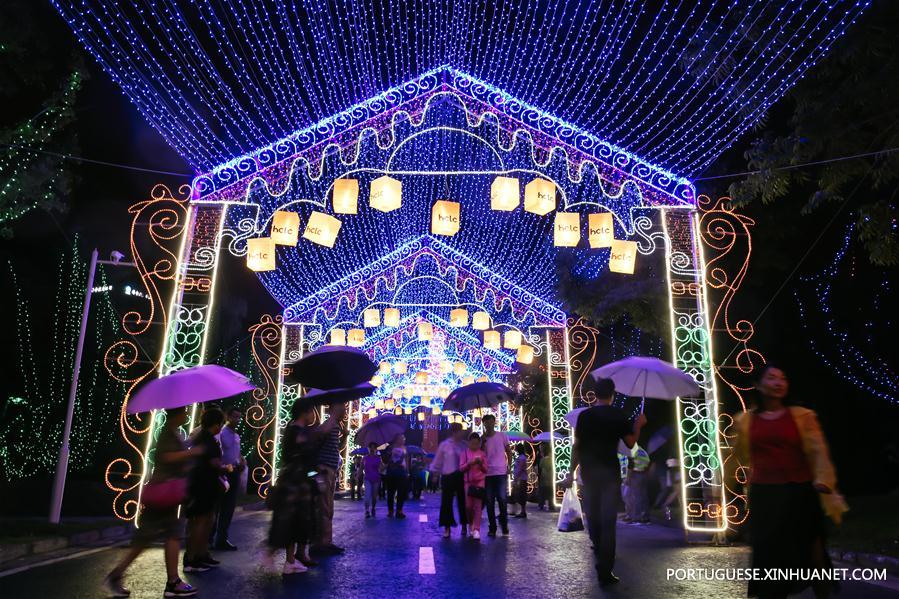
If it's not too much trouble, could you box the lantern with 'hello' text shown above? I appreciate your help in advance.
[504,330,522,349]
[246,237,276,271]
[271,211,300,246]
[553,212,581,247]
[524,178,556,215]
[330,328,346,345]
[450,308,469,327]
[491,176,520,211]
[483,330,501,350]
[431,200,461,236]
[364,308,380,328]
[303,212,341,247]
[609,240,638,274]
[347,328,365,347]
[370,175,402,212]
[332,178,359,214]
[588,212,615,248]
[383,308,400,327]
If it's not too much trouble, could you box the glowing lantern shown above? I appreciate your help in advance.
[246,237,276,272]
[367,408,377,418]
[588,212,615,248]
[450,308,469,327]
[431,200,461,236]
[491,176,520,211]
[394,407,403,415]
[504,330,522,349]
[379,361,391,375]
[404,407,412,415]
[438,386,449,397]
[473,407,482,418]
[364,308,380,328]
[609,240,638,274]
[330,328,346,345]
[524,178,556,215]
[472,311,490,330]
[394,361,408,374]
[370,175,402,212]
[415,371,429,385]
[431,406,441,415]
[375,399,385,410]
[418,322,433,340]
[417,411,425,421]
[385,398,395,410]
[392,388,402,400]
[453,361,466,376]
[440,360,452,374]
[347,328,365,347]
[271,211,300,246]
[553,212,581,247]
[442,410,451,417]
[332,178,359,214]
[477,376,489,383]
[483,330,501,350]
[462,375,475,385]
[517,345,535,364]
[421,396,431,407]
[303,211,341,248]
[371,375,383,387]
[402,387,414,399]
[383,308,400,327]
[462,422,469,430]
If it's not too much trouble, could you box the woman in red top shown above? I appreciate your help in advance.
[735,365,842,599]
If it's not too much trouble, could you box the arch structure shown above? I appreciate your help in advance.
[142,67,728,532]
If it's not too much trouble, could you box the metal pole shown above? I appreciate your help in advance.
[49,248,98,523]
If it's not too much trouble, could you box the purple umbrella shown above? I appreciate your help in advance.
[126,365,255,414]
[355,414,407,447]
[443,382,515,413]
[286,345,377,390]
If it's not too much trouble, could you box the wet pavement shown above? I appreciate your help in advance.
[2,494,896,599]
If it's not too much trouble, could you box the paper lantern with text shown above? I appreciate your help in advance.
[483,330,501,350]
[524,178,556,215]
[453,361,466,376]
[246,237,276,271]
[332,178,359,214]
[472,311,490,330]
[347,328,365,347]
[330,328,346,345]
[383,308,400,327]
[418,321,433,340]
[379,361,391,375]
[394,361,407,375]
[303,212,341,248]
[431,200,461,236]
[394,407,403,415]
[385,398,395,410]
[364,308,380,328]
[404,407,412,415]
[491,176,520,211]
[504,330,522,349]
[271,211,300,246]
[516,345,535,364]
[553,212,581,247]
[609,240,638,274]
[450,308,469,327]
[588,212,615,248]
[370,175,402,212]
[415,371,429,385]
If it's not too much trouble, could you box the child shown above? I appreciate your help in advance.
[362,442,383,518]
[460,432,488,540]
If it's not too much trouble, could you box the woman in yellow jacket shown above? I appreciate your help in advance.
[734,365,847,599]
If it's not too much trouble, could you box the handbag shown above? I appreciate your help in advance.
[142,477,186,510]
[467,485,486,500]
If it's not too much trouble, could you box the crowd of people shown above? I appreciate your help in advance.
[103,364,845,598]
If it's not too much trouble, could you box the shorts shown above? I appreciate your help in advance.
[133,506,183,545]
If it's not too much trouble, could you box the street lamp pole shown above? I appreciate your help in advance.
[49,249,135,524]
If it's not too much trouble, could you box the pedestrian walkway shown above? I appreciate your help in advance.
[2,495,896,598]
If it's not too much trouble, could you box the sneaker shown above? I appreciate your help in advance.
[200,555,220,567]
[182,561,211,573]
[283,561,308,575]
[487,529,497,538]
[102,574,130,597]
[501,527,509,536]
[443,527,451,538]
[471,529,480,540]
[214,541,238,551]
[164,579,198,597]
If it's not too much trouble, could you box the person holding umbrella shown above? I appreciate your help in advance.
[103,407,200,597]
[431,422,468,537]
[568,377,646,587]
[481,414,513,537]
[385,433,411,519]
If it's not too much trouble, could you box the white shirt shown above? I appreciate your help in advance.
[218,424,241,467]
[483,431,510,476]
[431,438,466,475]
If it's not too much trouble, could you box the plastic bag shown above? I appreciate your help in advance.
[557,488,585,532]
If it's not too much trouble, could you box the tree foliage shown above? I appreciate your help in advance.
[727,0,899,266]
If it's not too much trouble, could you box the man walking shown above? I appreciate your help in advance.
[431,423,468,537]
[214,406,245,551]
[570,377,645,586]
[481,414,512,537]
[312,402,346,556]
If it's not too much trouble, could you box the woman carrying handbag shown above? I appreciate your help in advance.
[460,432,488,540]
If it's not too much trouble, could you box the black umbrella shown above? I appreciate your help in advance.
[443,382,515,413]
[299,383,376,407]
[286,345,377,390]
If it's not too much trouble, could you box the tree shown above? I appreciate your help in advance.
[0,0,84,237]
[726,0,899,266]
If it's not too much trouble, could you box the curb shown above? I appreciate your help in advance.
[830,548,899,575]
[0,524,131,567]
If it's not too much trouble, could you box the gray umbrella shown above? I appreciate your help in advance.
[355,413,407,447]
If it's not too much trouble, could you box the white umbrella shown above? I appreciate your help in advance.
[505,430,531,442]
[564,407,587,429]
[592,356,700,403]
[127,365,255,414]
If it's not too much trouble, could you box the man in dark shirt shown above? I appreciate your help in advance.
[312,402,346,556]
[570,377,645,587]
